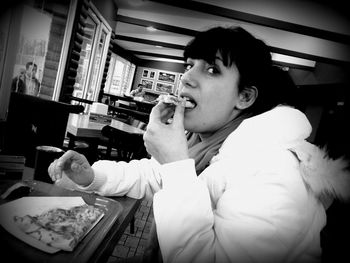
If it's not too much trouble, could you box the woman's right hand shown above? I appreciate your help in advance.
[48,150,94,187]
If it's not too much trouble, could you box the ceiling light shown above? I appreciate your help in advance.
[146,26,157,32]
[155,45,163,48]
[271,53,316,68]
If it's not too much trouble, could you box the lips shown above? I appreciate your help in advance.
[180,95,196,109]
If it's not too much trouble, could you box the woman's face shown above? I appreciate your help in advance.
[179,54,242,135]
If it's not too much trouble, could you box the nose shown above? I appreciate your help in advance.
[180,70,197,90]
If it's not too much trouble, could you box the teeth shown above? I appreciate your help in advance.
[181,96,196,108]
[184,101,195,108]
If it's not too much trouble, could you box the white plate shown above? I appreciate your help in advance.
[0,196,104,253]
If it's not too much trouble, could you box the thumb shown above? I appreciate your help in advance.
[172,102,185,128]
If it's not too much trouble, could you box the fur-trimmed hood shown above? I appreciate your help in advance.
[290,141,350,203]
[226,105,350,206]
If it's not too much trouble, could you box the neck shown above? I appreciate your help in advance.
[198,110,251,141]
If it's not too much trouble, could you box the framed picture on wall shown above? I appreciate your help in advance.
[155,82,174,93]
[158,71,176,83]
[141,78,154,89]
[149,71,156,79]
[142,69,149,78]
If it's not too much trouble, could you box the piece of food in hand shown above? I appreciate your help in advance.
[13,204,103,251]
[157,94,195,108]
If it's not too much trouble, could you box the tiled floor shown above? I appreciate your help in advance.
[107,199,154,262]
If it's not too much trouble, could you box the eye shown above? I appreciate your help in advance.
[184,63,192,72]
[207,65,219,75]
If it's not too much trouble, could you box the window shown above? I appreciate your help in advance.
[72,4,111,106]
[104,54,135,96]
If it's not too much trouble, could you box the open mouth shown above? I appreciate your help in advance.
[181,96,196,109]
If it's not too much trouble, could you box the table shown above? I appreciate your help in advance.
[0,175,141,263]
[103,93,134,104]
[67,113,144,140]
[107,105,150,124]
[66,114,144,162]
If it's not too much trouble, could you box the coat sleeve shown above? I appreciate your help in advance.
[56,157,163,200]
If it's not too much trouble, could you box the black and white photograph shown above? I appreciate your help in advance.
[157,71,176,83]
[149,71,156,79]
[1,1,349,263]
[155,82,174,93]
[140,78,153,90]
[142,69,149,78]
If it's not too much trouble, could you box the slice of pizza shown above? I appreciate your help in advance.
[157,94,195,109]
[14,214,76,251]
[13,204,103,251]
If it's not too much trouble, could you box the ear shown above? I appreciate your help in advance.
[236,86,258,110]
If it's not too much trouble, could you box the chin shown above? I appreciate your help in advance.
[184,120,201,133]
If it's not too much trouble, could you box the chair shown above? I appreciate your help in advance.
[100,125,148,233]
[108,104,150,124]
[2,92,84,168]
[101,125,148,162]
[68,95,94,114]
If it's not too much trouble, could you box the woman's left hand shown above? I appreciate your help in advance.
[143,102,189,164]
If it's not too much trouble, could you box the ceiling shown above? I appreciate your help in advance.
[112,0,350,70]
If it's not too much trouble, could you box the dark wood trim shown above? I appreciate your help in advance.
[115,35,185,50]
[149,0,350,44]
[116,15,350,66]
[116,15,197,36]
[132,51,183,61]
[116,33,350,66]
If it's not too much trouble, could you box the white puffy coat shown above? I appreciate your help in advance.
[57,106,350,263]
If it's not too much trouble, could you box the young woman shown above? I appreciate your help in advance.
[49,26,349,263]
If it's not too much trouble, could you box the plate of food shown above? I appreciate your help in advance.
[0,196,104,253]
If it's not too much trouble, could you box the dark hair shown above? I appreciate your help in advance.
[26,61,37,69]
[184,26,297,115]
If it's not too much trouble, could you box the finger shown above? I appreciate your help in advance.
[48,159,59,181]
[71,161,83,173]
[160,107,175,123]
[51,150,78,179]
[51,159,64,181]
[55,150,77,169]
[171,102,185,128]
[149,102,169,123]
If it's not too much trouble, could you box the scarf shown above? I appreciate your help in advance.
[188,112,251,174]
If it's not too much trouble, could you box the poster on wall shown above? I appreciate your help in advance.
[149,71,156,79]
[141,78,154,89]
[155,82,174,93]
[158,71,175,83]
[142,69,149,78]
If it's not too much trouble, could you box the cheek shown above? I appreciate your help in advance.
[203,87,237,113]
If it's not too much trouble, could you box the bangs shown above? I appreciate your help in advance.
[184,28,234,67]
